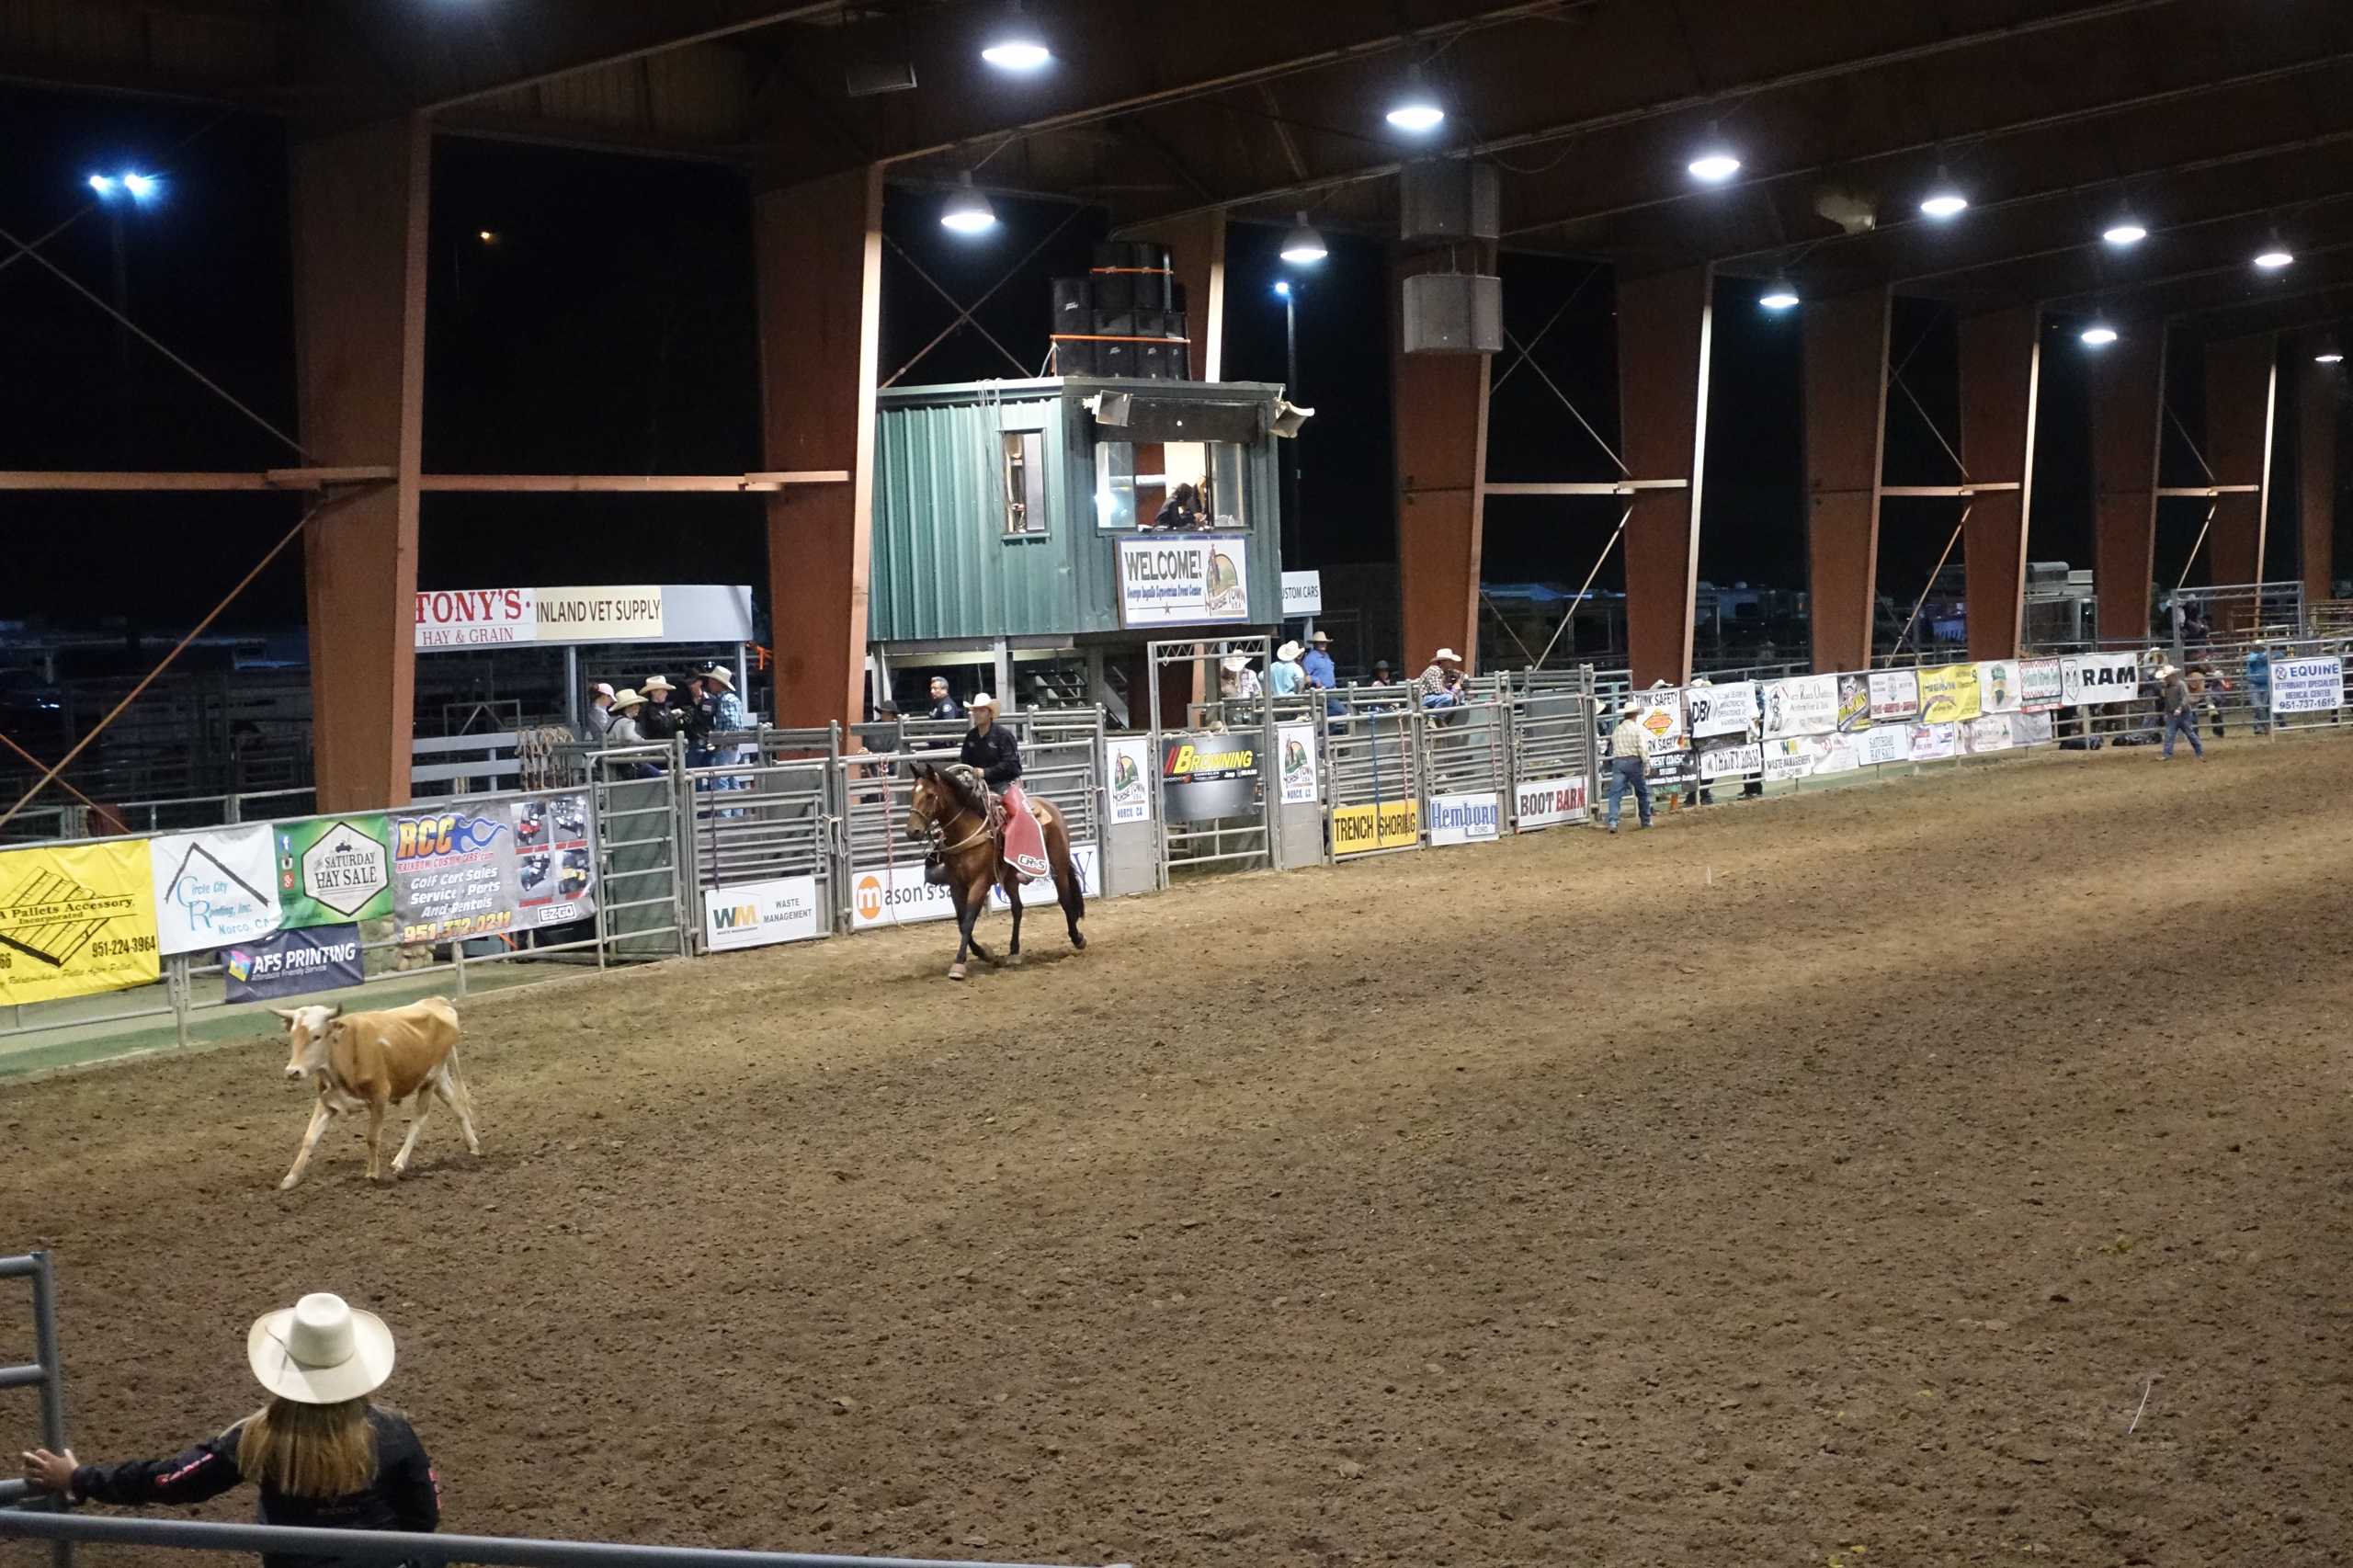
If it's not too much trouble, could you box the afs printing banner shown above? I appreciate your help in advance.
[0,841,160,1005]
[222,925,363,1003]
[149,824,281,956]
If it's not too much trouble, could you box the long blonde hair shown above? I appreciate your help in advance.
[235,1397,377,1498]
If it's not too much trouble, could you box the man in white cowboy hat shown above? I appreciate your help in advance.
[1605,699,1654,833]
[637,674,681,742]
[18,1291,440,1551]
[1302,629,1337,690]
[1268,639,1309,697]
[1219,653,1262,700]
[959,693,1051,880]
[1418,648,1466,709]
[700,664,748,733]
[2158,661,2204,760]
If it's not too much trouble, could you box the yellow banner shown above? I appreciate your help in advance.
[1915,663,1984,724]
[0,841,161,1005]
[1332,798,1420,857]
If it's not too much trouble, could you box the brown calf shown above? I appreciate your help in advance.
[273,998,482,1190]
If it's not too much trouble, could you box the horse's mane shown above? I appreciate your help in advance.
[940,762,992,817]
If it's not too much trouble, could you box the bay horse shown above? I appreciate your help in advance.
[904,762,1087,980]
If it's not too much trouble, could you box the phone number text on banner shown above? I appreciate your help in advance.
[0,840,160,1005]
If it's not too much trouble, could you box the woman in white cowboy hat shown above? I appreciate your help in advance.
[1267,640,1308,697]
[603,687,649,747]
[19,1292,438,1567]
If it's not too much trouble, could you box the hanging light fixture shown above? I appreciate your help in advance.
[2317,332,2346,365]
[2080,323,2120,347]
[1757,277,1801,311]
[2101,219,2148,246]
[1919,166,1969,220]
[939,172,998,233]
[1385,64,1446,132]
[979,1,1051,70]
[2253,237,2295,270]
[1279,211,1328,264]
[1688,123,1740,183]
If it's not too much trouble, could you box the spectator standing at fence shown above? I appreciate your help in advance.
[1302,631,1336,689]
[604,689,648,747]
[18,1292,438,1568]
[1269,641,1309,697]
[927,676,964,722]
[1371,658,1395,686]
[1605,699,1653,834]
[637,676,680,744]
[2159,663,2205,760]
[580,682,616,744]
[1220,655,1262,701]
[1418,649,1467,709]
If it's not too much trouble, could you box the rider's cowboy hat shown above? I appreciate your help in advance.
[246,1293,395,1405]
[1276,641,1303,663]
[968,692,999,710]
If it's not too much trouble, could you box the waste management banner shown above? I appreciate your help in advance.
[0,840,160,1004]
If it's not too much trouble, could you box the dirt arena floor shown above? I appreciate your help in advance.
[6,737,2352,1568]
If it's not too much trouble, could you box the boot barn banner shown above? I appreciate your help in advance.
[414,585,756,651]
[1514,775,1589,831]
[0,840,160,1005]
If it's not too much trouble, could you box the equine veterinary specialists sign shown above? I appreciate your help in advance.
[414,585,756,650]
[1117,535,1250,626]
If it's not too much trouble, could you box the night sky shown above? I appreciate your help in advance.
[1,82,2341,645]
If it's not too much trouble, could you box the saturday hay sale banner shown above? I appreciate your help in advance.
[0,840,160,1005]
[149,824,282,956]
[277,815,394,929]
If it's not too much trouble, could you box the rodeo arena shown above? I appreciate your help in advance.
[8,5,2353,1567]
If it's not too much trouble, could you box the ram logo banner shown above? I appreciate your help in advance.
[1428,791,1501,846]
[2060,652,2141,706]
[149,825,281,955]
[1915,664,1984,723]
[277,816,394,928]
[704,876,824,951]
[0,841,160,1005]
[1332,798,1420,857]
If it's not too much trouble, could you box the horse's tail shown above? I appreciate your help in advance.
[1047,803,1086,928]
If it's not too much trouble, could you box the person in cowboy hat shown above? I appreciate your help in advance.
[19,1292,438,1566]
[959,694,1051,881]
[1302,630,1337,690]
[1605,698,1654,834]
[1417,648,1466,709]
[603,687,649,747]
[699,664,747,735]
[1219,653,1262,701]
[636,675,680,742]
[2157,662,2205,761]
[1268,640,1309,697]
[579,681,617,744]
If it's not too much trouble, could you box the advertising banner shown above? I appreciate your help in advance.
[275,816,394,929]
[1964,715,2014,755]
[2020,657,2064,710]
[2061,652,2142,706]
[1761,675,1839,739]
[2010,710,2055,746]
[1513,775,1588,830]
[1859,726,1912,767]
[1277,723,1320,805]
[1632,688,1687,758]
[392,807,518,945]
[1428,791,1502,846]
[414,585,751,651]
[1161,733,1259,822]
[1814,733,1867,775]
[509,794,597,929]
[1763,738,1816,783]
[848,845,1100,928]
[2270,655,2344,714]
[1915,664,1984,723]
[149,824,281,956]
[1117,534,1251,626]
[1909,722,1959,761]
[222,924,363,1004]
[1868,669,1920,724]
[1685,681,1759,740]
[1977,660,2022,715]
[1697,739,1764,780]
[1105,737,1153,824]
[0,840,160,1005]
[1836,674,1872,733]
[1280,570,1324,617]
[704,877,824,951]
[1332,798,1420,857]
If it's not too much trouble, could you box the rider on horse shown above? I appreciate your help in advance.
[959,694,1051,881]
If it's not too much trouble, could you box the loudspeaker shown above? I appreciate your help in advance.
[1402,272,1504,354]
[1051,277,1093,321]
[1092,308,1136,338]
[1132,309,1168,341]
[1053,339,1097,376]
[1131,268,1174,311]
[1097,336,1134,376]
[1138,338,1170,379]
[1092,271,1137,310]
[1399,159,1500,241]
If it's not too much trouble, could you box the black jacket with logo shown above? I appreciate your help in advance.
[960,723,1022,786]
[70,1406,438,1568]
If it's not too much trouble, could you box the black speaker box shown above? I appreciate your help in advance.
[1051,277,1093,320]
[1054,339,1097,376]
[1092,308,1136,338]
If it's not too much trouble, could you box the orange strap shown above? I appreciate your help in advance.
[1049,333,1193,344]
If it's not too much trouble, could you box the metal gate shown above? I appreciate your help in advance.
[1508,668,1599,830]
[1148,637,1274,877]
[683,728,839,953]
[1324,687,1423,859]
[592,743,688,960]
[0,1251,71,1567]
[1420,695,1510,846]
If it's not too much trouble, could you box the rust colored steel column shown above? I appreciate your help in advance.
[1801,288,1890,673]
[2296,346,2337,604]
[1156,208,1226,381]
[2089,328,2165,646]
[1391,254,1491,674]
[2204,334,2278,602]
[290,116,428,812]
[756,165,883,731]
[1957,306,2041,659]
[1617,266,1711,685]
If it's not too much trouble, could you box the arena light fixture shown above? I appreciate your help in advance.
[2318,334,2346,365]
[1919,168,1969,221]
[1688,124,1740,183]
[2080,324,2120,347]
[1758,278,1801,311]
[86,174,117,196]
[1279,211,1329,264]
[979,1,1051,71]
[1385,66,1446,133]
[2253,244,2294,271]
[939,173,998,234]
[2101,221,2148,246]
[120,172,158,199]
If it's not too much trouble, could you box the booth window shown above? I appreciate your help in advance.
[1001,430,1046,536]
[1094,439,1248,530]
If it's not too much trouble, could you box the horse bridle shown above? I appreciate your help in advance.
[906,784,990,856]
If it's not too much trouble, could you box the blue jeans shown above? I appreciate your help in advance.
[2163,710,2202,758]
[1605,756,1651,828]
